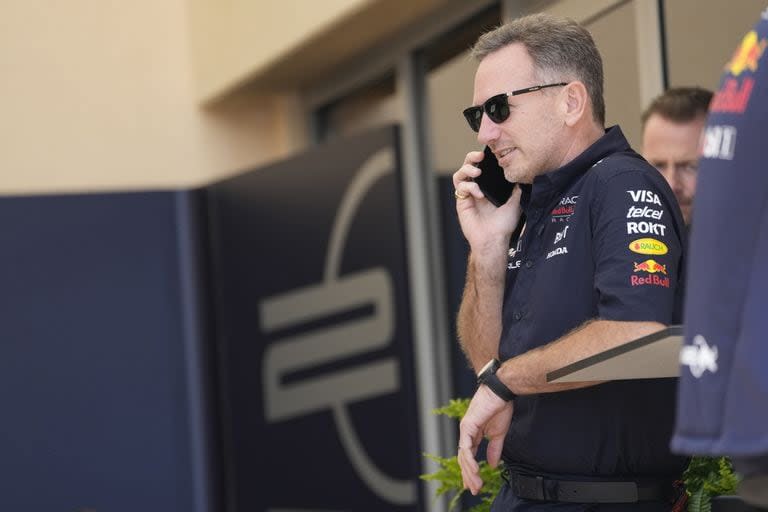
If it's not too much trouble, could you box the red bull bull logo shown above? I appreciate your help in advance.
[630,259,670,287]
[633,259,667,274]
[727,30,767,76]
[711,30,767,114]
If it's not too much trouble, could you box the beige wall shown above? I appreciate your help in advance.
[6,0,759,195]
[427,51,479,174]
[0,0,292,195]
[188,0,373,102]
[588,1,643,149]
[188,0,452,103]
[665,0,767,90]
[0,0,455,195]
[530,0,654,149]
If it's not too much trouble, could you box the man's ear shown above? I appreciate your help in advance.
[562,81,589,127]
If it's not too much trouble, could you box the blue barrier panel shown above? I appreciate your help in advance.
[206,125,423,511]
[0,190,214,512]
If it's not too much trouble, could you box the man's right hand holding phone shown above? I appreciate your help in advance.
[452,149,523,259]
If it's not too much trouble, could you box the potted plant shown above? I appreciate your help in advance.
[422,399,739,512]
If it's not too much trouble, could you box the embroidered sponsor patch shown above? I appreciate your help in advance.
[627,221,667,236]
[633,259,667,274]
[551,196,577,222]
[629,238,668,255]
[626,205,664,220]
[627,190,661,205]
[508,239,523,269]
[630,274,670,288]
[553,225,569,245]
[630,259,670,287]
[546,247,568,259]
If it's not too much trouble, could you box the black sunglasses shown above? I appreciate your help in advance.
[462,82,568,132]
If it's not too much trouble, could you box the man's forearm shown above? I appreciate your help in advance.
[497,319,667,395]
[457,252,507,372]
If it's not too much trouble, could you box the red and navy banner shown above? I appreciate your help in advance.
[673,8,768,456]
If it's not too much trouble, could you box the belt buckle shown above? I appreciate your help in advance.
[514,474,546,501]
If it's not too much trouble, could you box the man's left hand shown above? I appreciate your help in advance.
[457,385,514,495]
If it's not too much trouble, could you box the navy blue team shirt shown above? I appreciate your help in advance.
[672,9,768,457]
[499,126,688,478]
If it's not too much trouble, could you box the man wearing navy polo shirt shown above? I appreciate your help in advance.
[452,13,687,511]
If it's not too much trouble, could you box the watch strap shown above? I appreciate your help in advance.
[482,372,516,402]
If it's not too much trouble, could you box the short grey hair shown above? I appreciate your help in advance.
[471,13,605,125]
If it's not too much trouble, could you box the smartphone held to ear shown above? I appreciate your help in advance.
[474,146,514,207]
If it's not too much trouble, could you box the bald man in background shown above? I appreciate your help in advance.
[641,87,713,226]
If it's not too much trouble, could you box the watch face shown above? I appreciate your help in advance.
[478,358,499,378]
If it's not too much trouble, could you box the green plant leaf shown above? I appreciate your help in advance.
[432,398,471,419]
[688,486,712,512]
[423,399,740,512]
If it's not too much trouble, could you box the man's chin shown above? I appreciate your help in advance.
[680,205,692,224]
[503,169,532,184]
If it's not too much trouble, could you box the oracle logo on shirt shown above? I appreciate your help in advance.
[551,196,577,223]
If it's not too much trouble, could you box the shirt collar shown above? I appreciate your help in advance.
[520,126,631,211]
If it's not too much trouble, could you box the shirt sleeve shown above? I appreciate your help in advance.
[590,168,684,324]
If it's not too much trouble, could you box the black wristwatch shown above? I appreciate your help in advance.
[477,358,516,402]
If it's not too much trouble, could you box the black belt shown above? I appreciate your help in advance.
[507,472,674,503]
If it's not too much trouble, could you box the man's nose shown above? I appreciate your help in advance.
[661,165,680,191]
[669,169,685,192]
[477,113,500,146]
